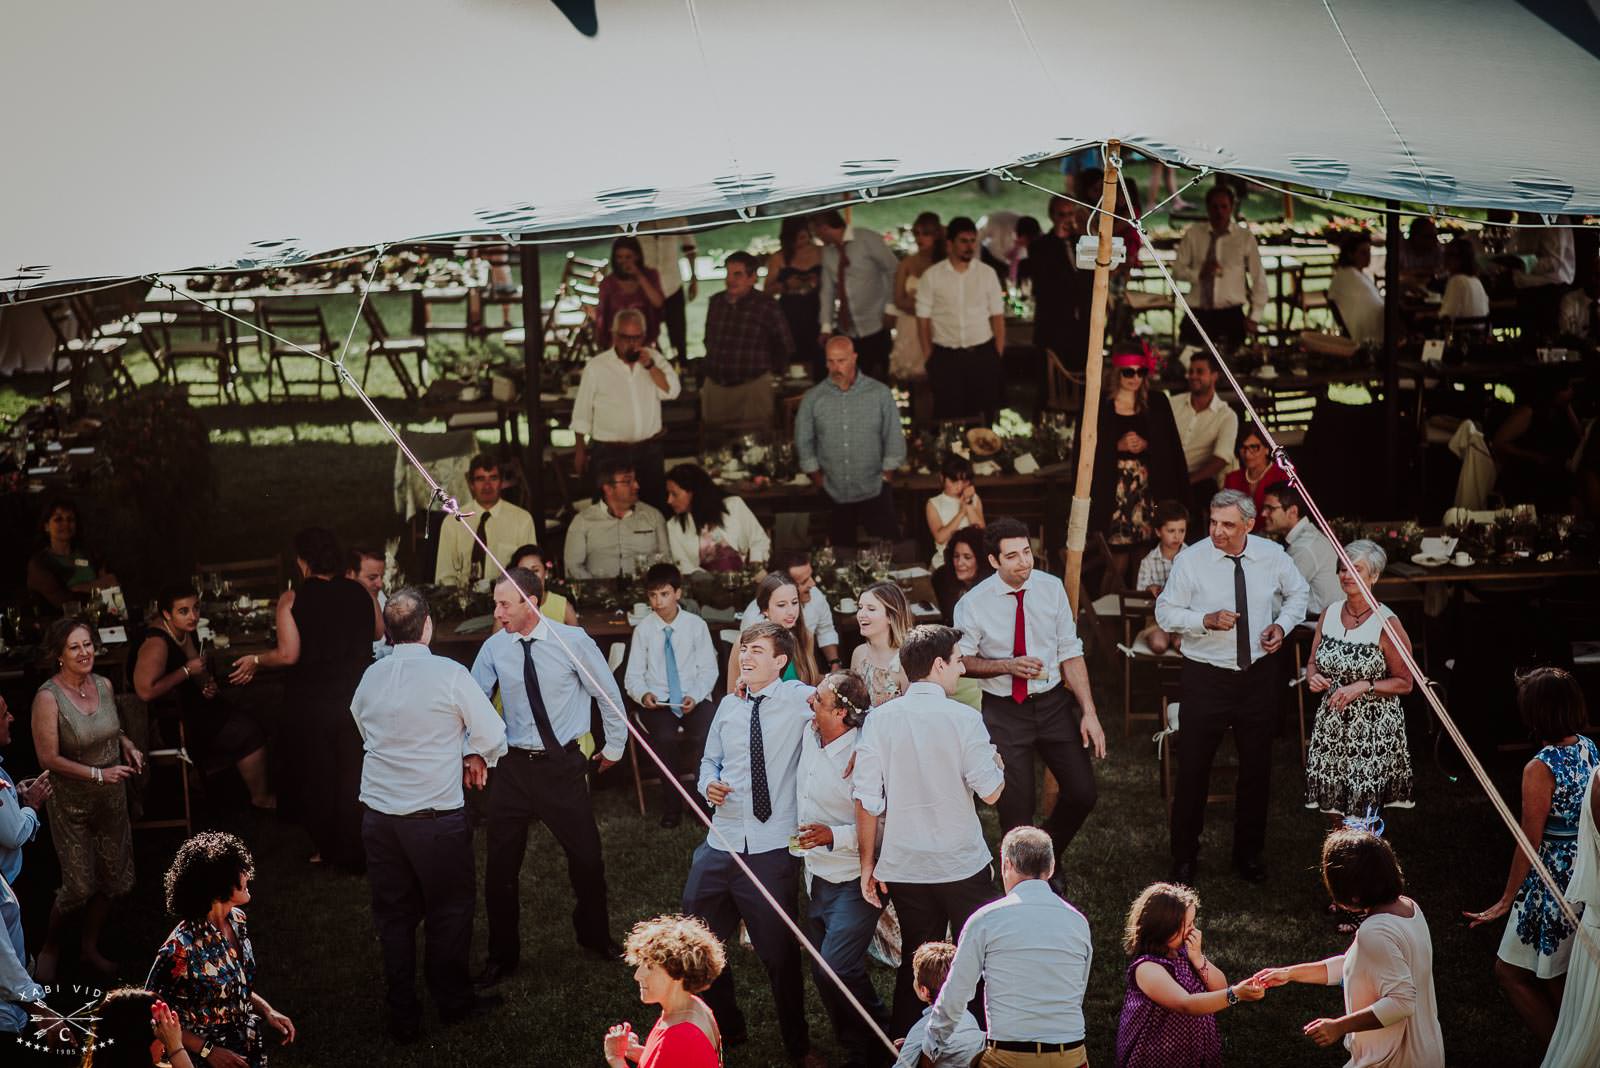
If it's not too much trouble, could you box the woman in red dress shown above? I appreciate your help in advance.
[605,915,726,1068]
[1222,422,1288,531]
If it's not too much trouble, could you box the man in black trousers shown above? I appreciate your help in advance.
[350,588,508,1042]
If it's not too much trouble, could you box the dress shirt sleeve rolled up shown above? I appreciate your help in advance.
[914,268,937,319]
[570,362,600,437]
[795,389,820,473]
[653,357,683,401]
[699,699,729,797]
[952,593,980,657]
[960,715,1005,799]
[849,728,886,817]
[456,666,509,765]
[879,384,906,471]
[1154,553,1210,637]
[1244,231,1269,321]
[1273,549,1310,633]
[1052,583,1085,663]
[981,265,1005,317]
[926,918,985,1054]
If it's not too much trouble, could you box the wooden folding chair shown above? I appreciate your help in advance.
[39,298,135,398]
[120,693,194,836]
[141,305,237,401]
[360,301,428,400]
[1114,591,1182,738]
[259,304,343,400]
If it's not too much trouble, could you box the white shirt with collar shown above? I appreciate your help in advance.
[796,722,863,888]
[1155,534,1310,669]
[1284,516,1341,617]
[1167,389,1239,482]
[1173,220,1269,320]
[851,681,1004,884]
[916,258,1004,348]
[954,570,1085,699]
[742,588,839,651]
[350,642,509,816]
[637,228,696,301]
[1511,226,1575,289]
[666,496,771,576]
[624,607,719,708]
[698,677,816,854]
[1328,266,1385,346]
[433,497,538,586]
[570,349,682,443]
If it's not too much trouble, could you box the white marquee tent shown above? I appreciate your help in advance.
[3,0,1599,289]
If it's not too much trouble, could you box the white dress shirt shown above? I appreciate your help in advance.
[1440,274,1490,319]
[698,677,816,854]
[434,498,538,587]
[1155,534,1310,669]
[927,879,1093,1051]
[1511,227,1575,288]
[1173,221,1269,320]
[570,349,682,443]
[899,1005,985,1068]
[1284,516,1341,617]
[742,589,839,651]
[471,618,629,761]
[916,258,1004,348]
[625,607,719,707]
[637,228,696,301]
[796,723,863,887]
[1167,389,1239,481]
[351,643,509,816]
[954,570,1085,699]
[1329,266,1385,346]
[851,681,1004,884]
[666,496,771,575]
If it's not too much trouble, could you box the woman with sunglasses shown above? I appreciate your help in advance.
[1223,422,1287,531]
[1085,348,1188,582]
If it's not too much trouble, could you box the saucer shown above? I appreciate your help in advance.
[1410,553,1447,568]
[1450,556,1475,568]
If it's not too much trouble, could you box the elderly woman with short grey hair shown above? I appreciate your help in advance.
[1304,538,1416,830]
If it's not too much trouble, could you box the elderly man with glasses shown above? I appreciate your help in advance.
[563,457,670,580]
[570,307,683,512]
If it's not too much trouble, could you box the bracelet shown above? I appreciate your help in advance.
[93,767,103,784]
[1225,984,1240,1006]
[181,665,191,678]
[251,654,261,667]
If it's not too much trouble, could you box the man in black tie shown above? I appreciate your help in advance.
[1155,489,1308,885]
[468,568,629,987]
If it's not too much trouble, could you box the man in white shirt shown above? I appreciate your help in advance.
[625,563,719,828]
[814,210,899,382]
[683,622,821,1064]
[636,219,698,359]
[741,550,842,670]
[571,307,682,512]
[1167,352,1239,530]
[1511,221,1576,338]
[1173,185,1268,352]
[926,827,1093,1066]
[953,517,1105,876]
[1261,483,1340,617]
[853,624,1005,1034]
[1156,489,1309,886]
[434,453,539,587]
[795,671,889,1065]
[350,588,508,1038]
[1328,233,1385,347]
[917,216,1006,424]
[563,458,670,580]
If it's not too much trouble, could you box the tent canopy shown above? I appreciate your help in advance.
[5,0,1599,288]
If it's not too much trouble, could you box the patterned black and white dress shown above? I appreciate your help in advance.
[1304,604,1414,815]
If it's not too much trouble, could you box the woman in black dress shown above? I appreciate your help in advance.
[131,585,272,808]
[228,528,380,870]
[763,216,823,378]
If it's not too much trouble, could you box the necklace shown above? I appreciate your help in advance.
[1244,465,1271,488]
[1342,599,1375,625]
[58,671,90,699]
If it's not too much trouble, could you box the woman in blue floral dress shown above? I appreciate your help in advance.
[1466,667,1598,1045]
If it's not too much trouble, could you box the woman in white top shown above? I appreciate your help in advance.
[1438,237,1491,321]
[1540,767,1600,1067]
[925,453,985,569]
[664,464,771,577]
[1328,233,1385,347]
[1253,829,1444,1068]
[849,581,910,707]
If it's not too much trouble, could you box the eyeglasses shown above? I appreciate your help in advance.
[1119,367,1148,378]
[615,332,645,342]
[608,476,638,487]
[1239,443,1265,453]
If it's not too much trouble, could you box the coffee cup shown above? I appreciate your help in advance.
[1452,551,1471,566]
[838,598,857,614]
[631,602,648,617]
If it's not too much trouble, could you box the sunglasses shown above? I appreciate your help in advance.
[1119,367,1148,378]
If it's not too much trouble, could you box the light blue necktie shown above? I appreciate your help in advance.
[663,625,684,716]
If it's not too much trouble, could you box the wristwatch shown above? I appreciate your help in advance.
[198,1041,215,1061]
[1225,985,1240,1006]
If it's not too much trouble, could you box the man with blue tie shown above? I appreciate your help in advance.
[682,621,822,1066]
[470,567,629,988]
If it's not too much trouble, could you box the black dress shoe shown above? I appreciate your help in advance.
[1234,856,1268,883]
[582,938,626,962]
[660,811,682,829]
[1170,859,1198,886]
[441,991,503,1025]
[472,959,516,988]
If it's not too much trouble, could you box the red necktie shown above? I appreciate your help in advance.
[1011,589,1028,703]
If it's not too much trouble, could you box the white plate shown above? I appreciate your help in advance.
[1410,553,1447,568]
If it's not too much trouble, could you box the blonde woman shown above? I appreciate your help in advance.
[725,573,819,691]
[850,581,911,706]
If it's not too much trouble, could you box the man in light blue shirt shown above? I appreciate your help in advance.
[682,621,818,1063]
[0,873,45,1035]
[796,336,906,546]
[0,697,48,886]
[928,827,1093,1065]
[814,210,899,381]
[470,567,628,987]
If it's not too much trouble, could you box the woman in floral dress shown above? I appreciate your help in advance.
[1466,667,1599,1045]
[1304,540,1416,819]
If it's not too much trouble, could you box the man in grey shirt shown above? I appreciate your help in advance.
[926,827,1092,1066]
[795,336,906,546]
[813,209,899,381]
[563,456,670,579]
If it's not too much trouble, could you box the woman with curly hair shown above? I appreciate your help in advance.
[604,914,726,1068]
[145,833,295,1068]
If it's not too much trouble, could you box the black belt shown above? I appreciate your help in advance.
[986,1039,1084,1054]
[934,341,993,353]
[509,741,580,758]
[392,807,463,820]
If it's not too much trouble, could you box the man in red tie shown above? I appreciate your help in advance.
[952,517,1105,886]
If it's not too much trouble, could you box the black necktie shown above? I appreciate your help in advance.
[748,695,771,822]
[520,638,563,753]
[470,509,490,582]
[1228,554,1250,670]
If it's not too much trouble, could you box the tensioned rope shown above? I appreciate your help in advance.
[147,272,903,1057]
[1097,149,1600,967]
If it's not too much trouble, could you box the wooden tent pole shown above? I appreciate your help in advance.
[1063,142,1121,614]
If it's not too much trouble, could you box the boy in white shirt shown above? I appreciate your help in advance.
[1135,501,1189,655]
[625,563,719,828]
[896,941,986,1068]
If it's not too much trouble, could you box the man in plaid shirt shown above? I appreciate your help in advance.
[701,251,793,436]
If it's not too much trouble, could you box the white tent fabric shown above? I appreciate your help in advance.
[3,0,1598,288]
